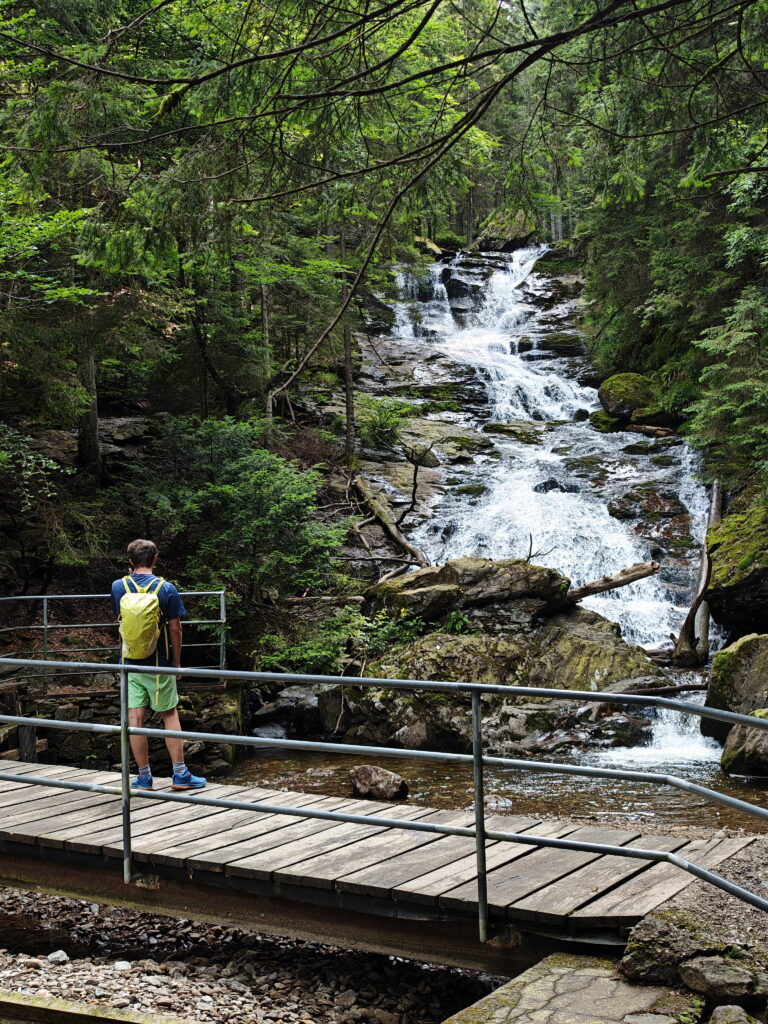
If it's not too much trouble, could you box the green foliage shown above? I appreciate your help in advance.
[356,396,412,449]
[686,287,768,485]
[255,606,366,675]
[0,424,104,589]
[444,610,473,635]
[121,417,347,615]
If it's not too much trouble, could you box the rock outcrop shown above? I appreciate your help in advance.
[721,709,768,776]
[704,634,768,741]
[367,556,570,626]
[706,501,768,635]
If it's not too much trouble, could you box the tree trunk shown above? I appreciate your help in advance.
[340,230,356,461]
[672,479,722,667]
[566,561,660,603]
[466,187,475,247]
[77,347,102,477]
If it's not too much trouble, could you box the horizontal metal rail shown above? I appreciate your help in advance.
[0,654,766,933]
[1,655,765,733]
[1,710,766,825]
[0,592,225,600]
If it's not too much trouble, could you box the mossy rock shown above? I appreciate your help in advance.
[704,633,768,741]
[721,708,768,775]
[454,483,487,496]
[598,373,656,419]
[707,500,768,634]
[482,421,549,444]
[589,409,622,433]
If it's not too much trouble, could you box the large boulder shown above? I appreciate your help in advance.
[349,765,409,800]
[721,709,768,776]
[373,608,661,694]
[598,373,656,420]
[366,557,570,623]
[706,502,768,635]
[704,634,768,741]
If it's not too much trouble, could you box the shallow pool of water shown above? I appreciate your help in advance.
[229,743,768,835]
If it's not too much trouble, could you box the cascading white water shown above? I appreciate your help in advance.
[391,248,711,651]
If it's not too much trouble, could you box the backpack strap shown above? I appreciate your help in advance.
[122,575,138,593]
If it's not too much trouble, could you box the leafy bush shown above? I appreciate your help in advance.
[120,417,347,615]
[356,395,412,449]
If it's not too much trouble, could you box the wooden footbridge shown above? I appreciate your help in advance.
[0,757,756,972]
[1,644,767,973]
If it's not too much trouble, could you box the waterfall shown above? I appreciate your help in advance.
[390,248,710,649]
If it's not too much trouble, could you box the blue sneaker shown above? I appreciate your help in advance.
[171,770,206,791]
[131,775,153,790]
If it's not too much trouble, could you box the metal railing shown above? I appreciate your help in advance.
[0,592,227,682]
[1,655,768,939]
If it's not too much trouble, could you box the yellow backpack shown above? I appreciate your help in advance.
[118,576,164,660]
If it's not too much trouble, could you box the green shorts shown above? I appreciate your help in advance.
[127,671,179,713]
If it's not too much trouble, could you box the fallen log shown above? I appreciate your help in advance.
[626,424,675,438]
[566,561,660,604]
[619,683,708,696]
[353,475,429,568]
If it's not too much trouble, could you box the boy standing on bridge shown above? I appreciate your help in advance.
[111,538,206,792]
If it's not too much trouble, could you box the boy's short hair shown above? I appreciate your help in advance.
[127,538,158,568]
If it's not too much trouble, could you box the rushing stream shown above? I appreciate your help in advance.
[395,247,709,648]
[238,247,766,831]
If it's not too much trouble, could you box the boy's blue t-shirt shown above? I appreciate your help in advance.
[111,573,186,668]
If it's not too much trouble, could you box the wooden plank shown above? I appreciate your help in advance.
[339,811,544,901]
[570,837,756,927]
[47,782,268,853]
[224,800,409,881]
[508,834,689,924]
[377,819,579,906]
[175,795,372,873]
[143,791,338,866]
[117,786,278,859]
[439,826,640,913]
[0,771,90,807]
[272,806,457,890]
[0,772,122,830]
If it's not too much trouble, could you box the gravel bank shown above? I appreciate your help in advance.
[0,887,503,1024]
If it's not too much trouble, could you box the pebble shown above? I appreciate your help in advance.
[0,885,501,1024]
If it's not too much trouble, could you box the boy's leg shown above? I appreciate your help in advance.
[159,706,184,765]
[128,706,149,767]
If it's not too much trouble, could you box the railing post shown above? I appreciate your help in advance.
[119,667,133,884]
[471,691,489,943]
[42,596,49,695]
[219,591,227,671]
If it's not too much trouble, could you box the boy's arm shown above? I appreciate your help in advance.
[168,618,183,679]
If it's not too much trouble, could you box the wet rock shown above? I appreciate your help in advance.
[589,410,623,433]
[482,421,552,444]
[537,331,584,356]
[533,478,579,494]
[707,500,768,635]
[251,685,331,736]
[476,209,538,251]
[608,488,687,522]
[349,765,408,800]
[721,709,768,775]
[598,374,656,419]
[704,634,768,741]
[403,444,440,468]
